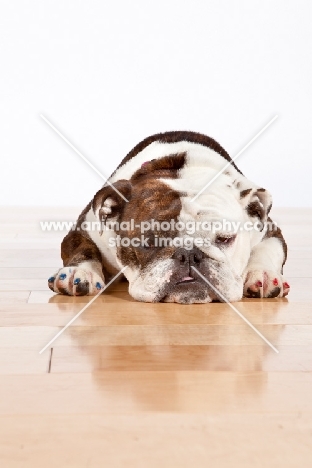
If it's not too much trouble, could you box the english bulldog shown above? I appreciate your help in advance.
[48,131,290,304]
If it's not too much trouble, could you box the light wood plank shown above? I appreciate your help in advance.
[0,323,311,347]
[0,279,49,291]
[1,372,312,414]
[0,291,30,303]
[50,344,312,372]
[0,348,50,375]
[0,301,312,326]
[0,413,311,468]
[0,249,60,267]
[0,267,53,280]
[28,290,60,303]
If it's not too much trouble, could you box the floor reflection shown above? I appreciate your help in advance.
[49,294,289,412]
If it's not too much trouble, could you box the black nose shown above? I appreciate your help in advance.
[172,247,203,266]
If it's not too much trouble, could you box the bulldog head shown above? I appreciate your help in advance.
[92,153,272,304]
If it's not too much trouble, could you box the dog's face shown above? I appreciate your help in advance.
[93,154,272,304]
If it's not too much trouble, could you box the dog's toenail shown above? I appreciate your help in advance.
[74,278,81,285]
[96,282,102,289]
[48,277,55,283]
[283,282,290,289]
[59,273,67,280]
[273,278,279,286]
[256,281,262,287]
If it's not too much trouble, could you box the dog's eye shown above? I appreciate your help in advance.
[215,235,236,245]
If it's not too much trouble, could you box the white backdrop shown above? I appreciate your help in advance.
[1,0,311,207]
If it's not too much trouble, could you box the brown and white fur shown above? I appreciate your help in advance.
[48,131,289,304]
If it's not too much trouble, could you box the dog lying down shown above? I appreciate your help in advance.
[48,131,290,304]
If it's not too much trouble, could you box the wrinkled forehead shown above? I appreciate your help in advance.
[163,172,245,222]
[122,175,244,229]
[179,188,245,225]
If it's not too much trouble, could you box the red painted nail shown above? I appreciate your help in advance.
[273,278,279,286]
[256,281,262,287]
[283,282,290,289]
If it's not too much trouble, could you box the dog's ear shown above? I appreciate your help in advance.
[239,186,272,228]
[92,180,132,223]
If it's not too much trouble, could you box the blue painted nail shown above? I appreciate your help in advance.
[59,273,67,280]
[48,277,55,283]
[74,278,81,285]
[96,282,102,290]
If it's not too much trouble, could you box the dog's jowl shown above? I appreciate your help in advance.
[48,131,290,303]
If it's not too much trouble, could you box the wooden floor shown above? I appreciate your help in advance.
[1,207,312,467]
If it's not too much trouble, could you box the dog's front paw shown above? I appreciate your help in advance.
[243,270,290,298]
[48,263,105,296]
